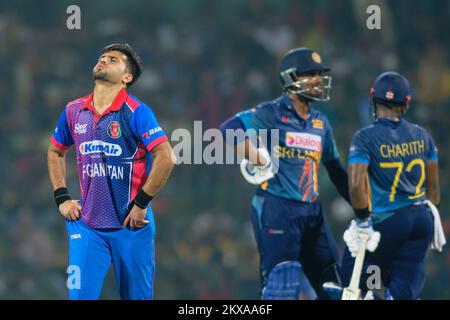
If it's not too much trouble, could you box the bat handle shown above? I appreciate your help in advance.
[347,233,370,291]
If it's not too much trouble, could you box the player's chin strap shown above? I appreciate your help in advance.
[240,148,275,185]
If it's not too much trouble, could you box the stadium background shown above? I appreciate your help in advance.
[0,0,449,299]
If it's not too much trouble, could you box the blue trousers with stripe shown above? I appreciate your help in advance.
[340,203,433,300]
[251,193,340,299]
[66,219,155,300]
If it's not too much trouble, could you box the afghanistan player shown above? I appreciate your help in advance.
[219,48,350,299]
[47,43,175,299]
[342,71,445,299]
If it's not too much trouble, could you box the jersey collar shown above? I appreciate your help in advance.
[280,94,314,122]
[376,117,403,127]
[80,88,128,116]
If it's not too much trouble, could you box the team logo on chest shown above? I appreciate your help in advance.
[312,119,323,129]
[285,132,322,151]
[107,121,122,139]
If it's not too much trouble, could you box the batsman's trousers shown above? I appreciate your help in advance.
[251,192,340,299]
[340,203,433,300]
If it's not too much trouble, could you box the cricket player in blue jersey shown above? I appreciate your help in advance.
[47,43,175,299]
[340,71,445,300]
[219,48,350,299]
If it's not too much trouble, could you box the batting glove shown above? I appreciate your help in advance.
[240,148,274,185]
[343,218,381,258]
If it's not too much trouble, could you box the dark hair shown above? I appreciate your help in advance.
[100,43,143,87]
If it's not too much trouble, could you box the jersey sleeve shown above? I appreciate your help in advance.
[131,105,168,152]
[348,131,370,165]
[425,131,438,161]
[236,104,272,131]
[219,115,246,146]
[322,119,339,163]
[50,107,74,150]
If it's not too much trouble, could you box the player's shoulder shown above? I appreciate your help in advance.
[238,95,284,117]
[352,122,378,140]
[401,118,429,134]
[309,107,331,123]
[66,94,91,110]
[125,93,154,113]
[255,96,282,114]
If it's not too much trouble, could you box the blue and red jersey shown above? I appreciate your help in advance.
[348,118,438,213]
[51,88,168,229]
[237,94,339,202]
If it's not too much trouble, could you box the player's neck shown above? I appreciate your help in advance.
[292,99,310,120]
[92,82,125,114]
[376,109,401,122]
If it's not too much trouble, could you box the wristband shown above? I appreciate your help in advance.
[54,187,71,208]
[134,189,153,209]
[354,207,371,220]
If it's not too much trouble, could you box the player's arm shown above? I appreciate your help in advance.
[324,159,350,204]
[219,115,267,166]
[348,162,370,215]
[345,162,380,256]
[425,160,440,207]
[48,144,68,191]
[124,105,175,227]
[425,133,440,207]
[124,141,175,227]
[47,109,80,220]
[322,121,350,203]
[140,141,176,198]
[219,113,273,185]
[344,135,380,257]
[48,145,81,221]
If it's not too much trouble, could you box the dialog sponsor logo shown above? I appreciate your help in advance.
[285,132,322,151]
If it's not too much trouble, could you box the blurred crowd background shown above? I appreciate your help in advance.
[0,0,449,299]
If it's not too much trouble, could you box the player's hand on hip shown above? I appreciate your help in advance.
[59,200,81,221]
[123,205,149,228]
[343,218,381,257]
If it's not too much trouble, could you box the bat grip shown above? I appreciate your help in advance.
[347,233,370,291]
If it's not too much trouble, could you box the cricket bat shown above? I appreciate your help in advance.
[341,233,370,300]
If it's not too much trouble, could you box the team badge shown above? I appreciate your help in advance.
[312,52,322,63]
[312,119,323,129]
[386,90,394,100]
[107,121,122,139]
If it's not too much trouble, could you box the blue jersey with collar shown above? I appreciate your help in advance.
[348,118,438,213]
[237,94,339,202]
[51,88,168,229]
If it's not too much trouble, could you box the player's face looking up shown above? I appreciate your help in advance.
[93,50,133,86]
